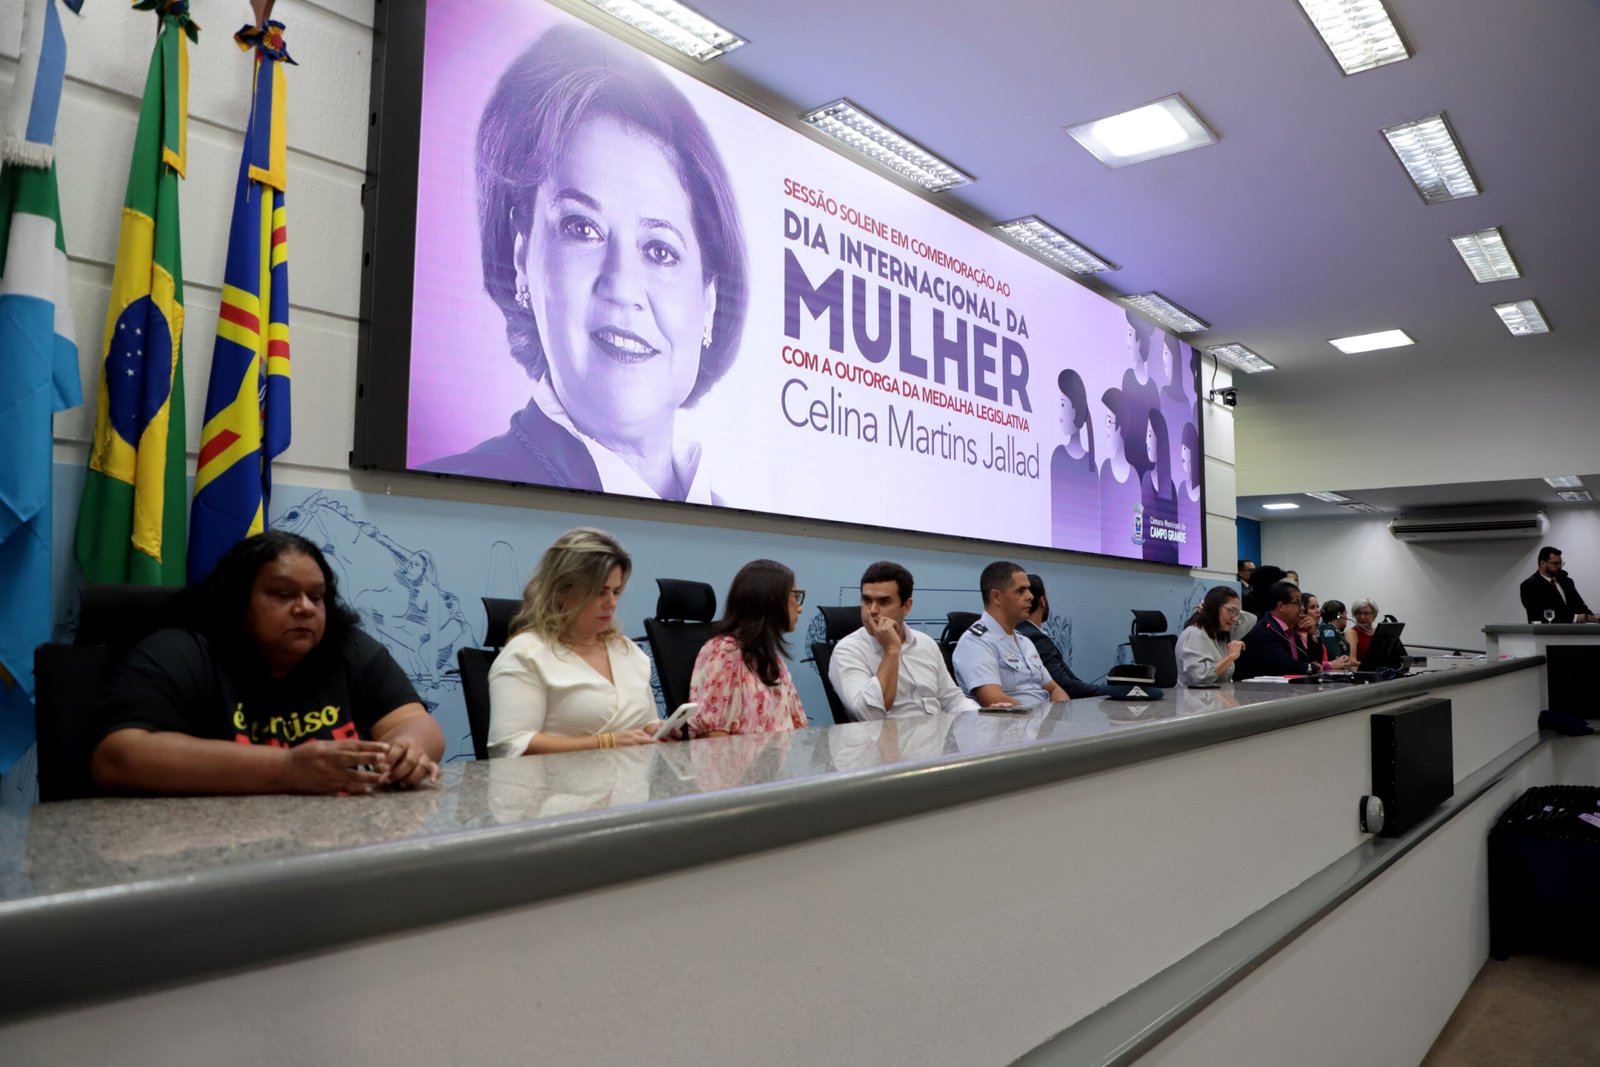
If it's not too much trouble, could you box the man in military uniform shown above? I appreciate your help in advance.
[952,561,1070,707]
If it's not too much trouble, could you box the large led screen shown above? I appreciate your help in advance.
[371,0,1204,565]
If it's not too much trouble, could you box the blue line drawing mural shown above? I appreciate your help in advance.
[275,492,474,710]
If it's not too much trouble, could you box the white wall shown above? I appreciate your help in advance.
[1233,354,1600,498]
[1,0,375,472]
[1260,507,1600,651]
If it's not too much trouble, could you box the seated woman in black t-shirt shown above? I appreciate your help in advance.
[92,531,446,795]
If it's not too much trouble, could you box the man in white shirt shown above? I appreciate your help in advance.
[828,562,978,720]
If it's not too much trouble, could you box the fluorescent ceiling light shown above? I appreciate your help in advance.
[1296,0,1410,75]
[1262,502,1300,511]
[1342,502,1386,513]
[1330,329,1413,354]
[1306,491,1353,503]
[1066,94,1217,168]
[579,0,747,61]
[1493,299,1550,336]
[995,217,1117,275]
[801,99,972,192]
[1450,227,1521,283]
[1543,475,1583,488]
[1207,343,1275,374]
[1559,490,1595,503]
[1122,293,1209,334]
[1382,113,1479,204]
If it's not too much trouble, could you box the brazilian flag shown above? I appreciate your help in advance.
[74,3,199,585]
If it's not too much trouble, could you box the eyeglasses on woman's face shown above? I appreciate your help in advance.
[790,588,806,606]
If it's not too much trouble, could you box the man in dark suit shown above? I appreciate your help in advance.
[1017,574,1109,698]
[1519,546,1595,624]
[1236,581,1348,679]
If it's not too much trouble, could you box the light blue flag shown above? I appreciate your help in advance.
[0,0,83,772]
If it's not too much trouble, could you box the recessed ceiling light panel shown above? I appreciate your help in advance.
[1206,344,1275,373]
[1544,476,1583,489]
[1262,502,1300,511]
[1305,491,1353,503]
[801,99,972,192]
[995,217,1117,275]
[1341,502,1386,513]
[1493,299,1550,336]
[1122,293,1209,334]
[1296,0,1411,75]
[1066,94,1217,168]
[579,0,747,61]
[1559,490,1595,503]
[1381,113,1479,204]
[1329,329,1414,354]
[1450,227,1521,283]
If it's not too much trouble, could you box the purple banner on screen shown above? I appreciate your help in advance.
[405,0,1203,566]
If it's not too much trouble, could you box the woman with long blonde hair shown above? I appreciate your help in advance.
[487,528,661,756]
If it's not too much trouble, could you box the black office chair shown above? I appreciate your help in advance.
[641,579,718,714]
[456,596,523,761]
[36,584,186,802]
[937,611,981,676]
[1128,609,1178,688]
[75,583,181,646]
[810,605,864,725]
[34,643,122,802]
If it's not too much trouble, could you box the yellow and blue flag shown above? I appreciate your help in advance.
[74,1,199,586]
[189,20,295,583]
[0,0,84,771]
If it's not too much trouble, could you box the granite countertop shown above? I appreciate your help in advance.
[0,655,1536,1021]
[0,658,1504,905]
[1483,623,1600,634]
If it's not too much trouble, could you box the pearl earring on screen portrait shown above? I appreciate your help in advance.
[515,285,532,311]
[701,321,714,349]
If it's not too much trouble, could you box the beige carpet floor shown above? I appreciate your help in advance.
[1420,954,1600,1067]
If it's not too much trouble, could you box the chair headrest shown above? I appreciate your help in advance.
[941,611,981,643]
[1130,609,1168,636]
[76,584,181,649]
[655,578,716,623]
[482,597,521,649]
[817,605,862,642]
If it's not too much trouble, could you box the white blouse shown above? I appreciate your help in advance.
[486,630,657,757]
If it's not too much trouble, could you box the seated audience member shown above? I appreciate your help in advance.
[828,561,978,720]
[1519,546,1595,624]
[1349,598,1380,664]
[1017,574,1108,697]
[1319,599,1354,662]
[1177,585,1247,685]
[1285,570,1300,585]
[92,532,444,795]
[1238,559,1256,589]
[1297,593,1325,663]
[1235,582,1323,680]
[488,528,662,757]
[952,561,1069,707]
[687,560,809,737]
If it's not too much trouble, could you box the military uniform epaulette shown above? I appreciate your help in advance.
[969,623,987,636]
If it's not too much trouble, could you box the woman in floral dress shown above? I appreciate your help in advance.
[686,560,809,737]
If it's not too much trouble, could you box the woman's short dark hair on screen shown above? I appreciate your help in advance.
[477,23,747,405]
[182,531,359,652]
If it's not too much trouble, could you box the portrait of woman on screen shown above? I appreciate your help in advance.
[425,23,748,504]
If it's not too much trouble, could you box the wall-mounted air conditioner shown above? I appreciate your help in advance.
[1388,509,1548,543]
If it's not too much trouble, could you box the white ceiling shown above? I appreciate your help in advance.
[631,0,1600,511]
